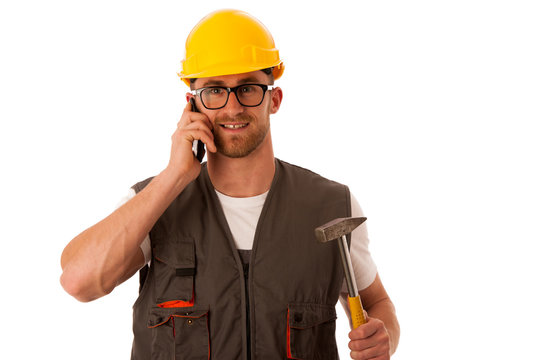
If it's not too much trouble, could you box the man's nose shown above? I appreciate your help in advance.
[223,91,244,115]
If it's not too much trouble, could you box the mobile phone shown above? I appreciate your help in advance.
[189,98,206,162]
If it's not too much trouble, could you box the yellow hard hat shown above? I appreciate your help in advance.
[178,9,284,86]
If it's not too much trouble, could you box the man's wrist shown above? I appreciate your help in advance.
[157,166,193,198]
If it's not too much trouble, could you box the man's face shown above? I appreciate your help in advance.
[189,71,282,158]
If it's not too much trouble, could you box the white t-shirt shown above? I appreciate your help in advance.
[120,188,377,293]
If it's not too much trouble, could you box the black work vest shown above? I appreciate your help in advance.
[130,159,351,359]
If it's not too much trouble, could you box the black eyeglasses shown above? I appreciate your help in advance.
[189,84,274,110]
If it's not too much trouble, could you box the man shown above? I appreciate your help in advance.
[60,9,399,359]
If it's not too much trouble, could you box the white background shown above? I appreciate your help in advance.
[1,0,539,359]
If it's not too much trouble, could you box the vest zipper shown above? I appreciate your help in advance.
[243,263,251,360]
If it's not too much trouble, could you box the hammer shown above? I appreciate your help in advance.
[315,217,367,328]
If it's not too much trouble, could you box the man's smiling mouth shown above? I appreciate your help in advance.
[221,123,249,129]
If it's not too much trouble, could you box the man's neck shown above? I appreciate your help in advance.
[207,134,276,198]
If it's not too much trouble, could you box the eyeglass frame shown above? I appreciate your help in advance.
[189,84,275,110]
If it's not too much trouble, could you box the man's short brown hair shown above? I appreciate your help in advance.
[189,67,274,89]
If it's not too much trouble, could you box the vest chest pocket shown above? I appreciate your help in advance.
[287,303,338,360]
[153,240,196,307]
[148,307,210,360]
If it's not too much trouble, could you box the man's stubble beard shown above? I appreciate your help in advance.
[214,114,270,158]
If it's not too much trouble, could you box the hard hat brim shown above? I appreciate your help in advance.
[179,61,284,86]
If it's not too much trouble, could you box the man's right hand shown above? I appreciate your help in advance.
[166,100,217,184]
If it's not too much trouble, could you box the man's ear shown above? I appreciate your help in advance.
[270,87,283,114]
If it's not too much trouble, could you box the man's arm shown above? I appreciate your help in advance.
[348,273,400,359]
[60,101,216,302]
[60,168,194,302]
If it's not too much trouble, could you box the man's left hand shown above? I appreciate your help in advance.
[348,313,391,359]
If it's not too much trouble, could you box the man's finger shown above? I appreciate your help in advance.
[186,120,218,150]
[191,131,217,154]
[179,100,210,125]
[349,318,378,340]
[349,336,378,352]
[350,349,388,360]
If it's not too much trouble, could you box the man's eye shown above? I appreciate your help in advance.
[205,88,226,96]
[240,86,255,93]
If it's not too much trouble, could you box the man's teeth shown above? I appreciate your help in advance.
[222,124,248,129]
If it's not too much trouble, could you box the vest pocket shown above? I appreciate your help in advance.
[153,240,196,306]
[148,307,210,360]
[287,303,338,360]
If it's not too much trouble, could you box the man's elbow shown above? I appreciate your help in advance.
[60,270,111,303]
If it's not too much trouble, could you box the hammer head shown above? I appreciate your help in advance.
[314,217,367,243]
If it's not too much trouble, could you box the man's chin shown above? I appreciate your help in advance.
[216,143,257,158]
[214,123,270,159]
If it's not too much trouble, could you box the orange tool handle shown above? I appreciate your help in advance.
[348,295,367,329]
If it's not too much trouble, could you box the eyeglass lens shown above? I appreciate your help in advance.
[201,85,265,109]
